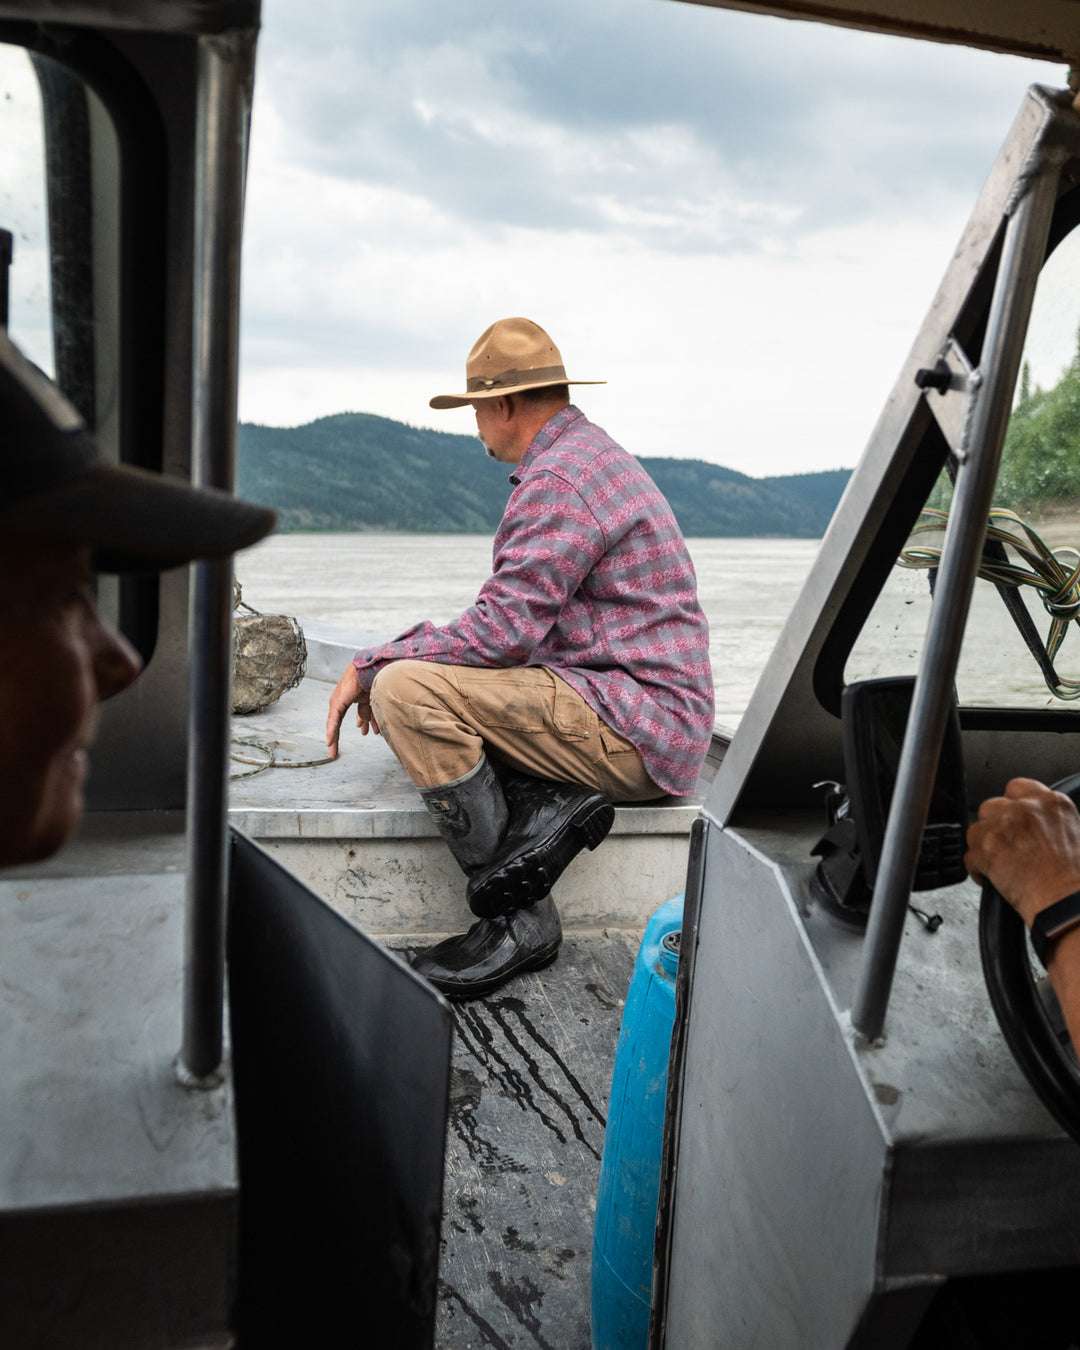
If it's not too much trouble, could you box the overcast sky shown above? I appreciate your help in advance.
[0,8,1066,485]
[241,4,1070,475]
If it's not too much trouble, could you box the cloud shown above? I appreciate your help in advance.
[0,47,54,369]
[251,0,1063,245]
[239,166,966,474]
[238,0,1066,475]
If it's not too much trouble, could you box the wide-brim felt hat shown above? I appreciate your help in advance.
[429,317,605,410]
[0,329,276,572]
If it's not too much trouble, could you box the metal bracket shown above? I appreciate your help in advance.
[919,337,980,463]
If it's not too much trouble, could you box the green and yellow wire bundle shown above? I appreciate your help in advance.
[898,507,1080,700]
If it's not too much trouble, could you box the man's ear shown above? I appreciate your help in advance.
[498,394,515,422]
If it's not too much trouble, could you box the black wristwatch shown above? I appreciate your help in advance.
[1030,890,1080,969]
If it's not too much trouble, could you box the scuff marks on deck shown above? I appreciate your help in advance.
[453,993,608,1160]
[403,929,641,1349]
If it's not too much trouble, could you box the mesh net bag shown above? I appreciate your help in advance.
[232,583,307,715]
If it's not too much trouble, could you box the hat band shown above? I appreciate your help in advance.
[465,364,567,393]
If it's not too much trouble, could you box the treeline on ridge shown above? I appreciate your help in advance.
[237,412,852,538]
[996,345,1080,509]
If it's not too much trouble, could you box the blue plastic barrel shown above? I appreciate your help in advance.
[591,894,683,1350]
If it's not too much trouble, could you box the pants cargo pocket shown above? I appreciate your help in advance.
[550,675,594,742]
[455,667,551,733]
[597,721,663,801]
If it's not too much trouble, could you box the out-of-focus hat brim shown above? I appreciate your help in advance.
[2,461,277,573]
[0,327,275,569]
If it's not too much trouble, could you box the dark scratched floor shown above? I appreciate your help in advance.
[394,929,642,1350]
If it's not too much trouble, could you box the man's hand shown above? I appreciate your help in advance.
[965,777,1080,926]
[325,663,380,760]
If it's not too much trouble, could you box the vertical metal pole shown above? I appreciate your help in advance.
[851,156,1062,1043]
[181,36,251,1082]
[0,229,11,330]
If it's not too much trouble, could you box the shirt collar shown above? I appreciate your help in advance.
[508,405,583,485]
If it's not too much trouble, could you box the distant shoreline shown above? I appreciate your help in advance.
[237,415,851,539]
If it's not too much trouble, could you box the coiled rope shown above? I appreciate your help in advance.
[899,507,1080,700]
[229,583,332,777]
[229,735,334,780]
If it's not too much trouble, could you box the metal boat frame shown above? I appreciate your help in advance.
[656,83,1080,1349]
[0,7,451,1346]
[6,0,1080,1345]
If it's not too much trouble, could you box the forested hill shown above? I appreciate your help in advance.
[995,350,1080,507]
[237,412,852,538]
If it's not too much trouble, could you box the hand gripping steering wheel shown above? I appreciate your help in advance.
[978,771,1080,1144]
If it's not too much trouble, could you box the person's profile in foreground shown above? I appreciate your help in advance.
[0,329,275,869]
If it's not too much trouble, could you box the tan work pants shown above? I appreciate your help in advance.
[369,660,663,801]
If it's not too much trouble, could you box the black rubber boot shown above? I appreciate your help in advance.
[419,754,509,875]
[466,769,614,919]
[410,895,563,1001]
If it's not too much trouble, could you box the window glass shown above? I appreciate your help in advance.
[847,224,1080,710]
[1,42,139,646]
[0,44,52,368]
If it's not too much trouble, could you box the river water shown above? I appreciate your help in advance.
[235,526,1080,727]
[235,532,822,727]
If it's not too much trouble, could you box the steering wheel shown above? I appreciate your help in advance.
[978,771,1080,1144]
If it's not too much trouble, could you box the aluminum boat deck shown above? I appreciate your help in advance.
[227,634,725,1347]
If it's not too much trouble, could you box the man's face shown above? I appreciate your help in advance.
[472,398,514,462]
[0,543,142,867]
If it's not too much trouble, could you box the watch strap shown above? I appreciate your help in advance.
[1030,890,1080,969]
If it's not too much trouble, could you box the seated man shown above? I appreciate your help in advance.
[326,317,714,999]
[966,777,1080,1051]
[0,328,275,869]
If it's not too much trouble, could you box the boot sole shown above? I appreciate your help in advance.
[467,799,615,918]
[429,941,561,1002]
